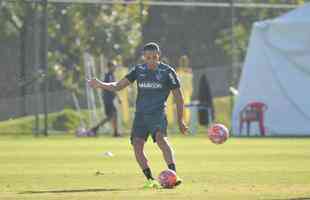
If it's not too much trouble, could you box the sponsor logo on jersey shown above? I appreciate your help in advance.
[138,82,163,89]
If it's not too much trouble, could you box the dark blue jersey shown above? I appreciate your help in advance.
[103,71,115,104]
[125,62,180,114]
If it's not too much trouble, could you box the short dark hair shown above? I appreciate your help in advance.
[143,42,160,53]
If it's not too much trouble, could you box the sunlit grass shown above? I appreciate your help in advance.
[0,135,309,200]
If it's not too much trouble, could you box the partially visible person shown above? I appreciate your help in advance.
[88,61,121,137]
[176,55,193,124]
[198,74,214,126]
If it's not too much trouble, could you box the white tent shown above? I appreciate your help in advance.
[232,4,310,136]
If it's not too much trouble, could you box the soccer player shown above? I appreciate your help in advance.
[88,42,188,188]
[88,61,121,137]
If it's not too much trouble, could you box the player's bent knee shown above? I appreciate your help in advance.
[132,137,145,147]
[155,132,168,146]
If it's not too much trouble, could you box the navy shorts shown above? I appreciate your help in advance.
[131,112,168,143]
[104,102,116,119]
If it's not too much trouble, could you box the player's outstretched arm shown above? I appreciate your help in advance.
[172,88,188,135]
[88,77,131,92]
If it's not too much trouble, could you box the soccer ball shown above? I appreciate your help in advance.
[208,123,229,144]
[158,169,177,188]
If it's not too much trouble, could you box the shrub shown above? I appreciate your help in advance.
[50,109,81,131]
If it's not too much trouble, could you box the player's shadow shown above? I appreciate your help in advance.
[19,188,128,194]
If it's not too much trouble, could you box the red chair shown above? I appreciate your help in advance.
[239,101,268,136]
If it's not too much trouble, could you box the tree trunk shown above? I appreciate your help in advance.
[20,20,27,116]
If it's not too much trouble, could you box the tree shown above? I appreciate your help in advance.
[215,0,308,66]
[0,1,148,96]
[47,2,148,94]
[0,1,37,115]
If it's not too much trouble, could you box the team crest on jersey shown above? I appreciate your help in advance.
[139,73,146,78]
[138,65,146,70]
[155,73,162,81]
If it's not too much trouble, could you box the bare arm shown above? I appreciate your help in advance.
[172,88,188,134]
[88,77,131,92]
[172,88,184,122]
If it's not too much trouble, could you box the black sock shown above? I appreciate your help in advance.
[168,163,176,172]
[142,168,154,180]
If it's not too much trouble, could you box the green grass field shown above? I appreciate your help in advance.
[1,135,310,200]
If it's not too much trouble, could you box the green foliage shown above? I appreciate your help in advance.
[0,1,27,37]
[216,0,308,62]
[0,96,232,135]
[0,109,89,135]
[49,109,82,132]
[47,3,149,94]
[0,1,149,94]
[0,116,34,135]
